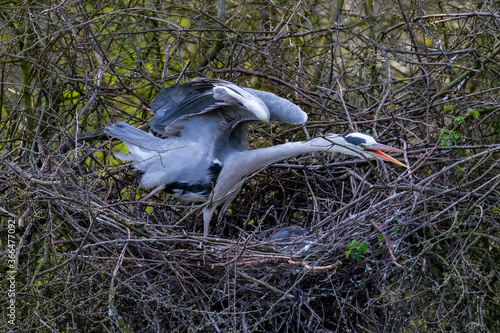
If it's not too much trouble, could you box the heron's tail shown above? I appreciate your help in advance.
[104,121,166,161]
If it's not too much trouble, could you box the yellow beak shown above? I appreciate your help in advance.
[365,144,408,168]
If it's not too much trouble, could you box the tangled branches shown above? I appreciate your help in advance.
[1,0,500,332]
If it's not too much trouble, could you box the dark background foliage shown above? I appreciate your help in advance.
[1,0,499,332]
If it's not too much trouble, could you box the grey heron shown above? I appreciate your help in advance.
[105,78,407,237]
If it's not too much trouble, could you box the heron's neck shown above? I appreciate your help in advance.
[242,134,357,166]
[210,134,361,209]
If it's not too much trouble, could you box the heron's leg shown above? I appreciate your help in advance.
[136,185,165,219]
[204,221,209,238]
[139,185,165,202]
[203,205,216,237]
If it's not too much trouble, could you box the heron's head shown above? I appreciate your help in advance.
[339,132,408,168]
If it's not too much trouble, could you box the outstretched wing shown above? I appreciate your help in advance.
[148,78,307,137]
[149,78,270,135]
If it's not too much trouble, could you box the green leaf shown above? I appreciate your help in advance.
[439,128,460,146]
[455,167,465,179]
[346,239,370,262]
[453,116,464,124]
[466,108,480,120]
[443,103,454,112]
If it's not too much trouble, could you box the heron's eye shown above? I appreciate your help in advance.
[358,144,366,149]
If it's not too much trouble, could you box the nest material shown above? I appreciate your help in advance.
[2,136,499,331]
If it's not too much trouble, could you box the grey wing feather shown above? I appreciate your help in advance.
[149,80,218,133]
[149,78,266,135]
[104,121,168,151]
[244,88,307,124]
